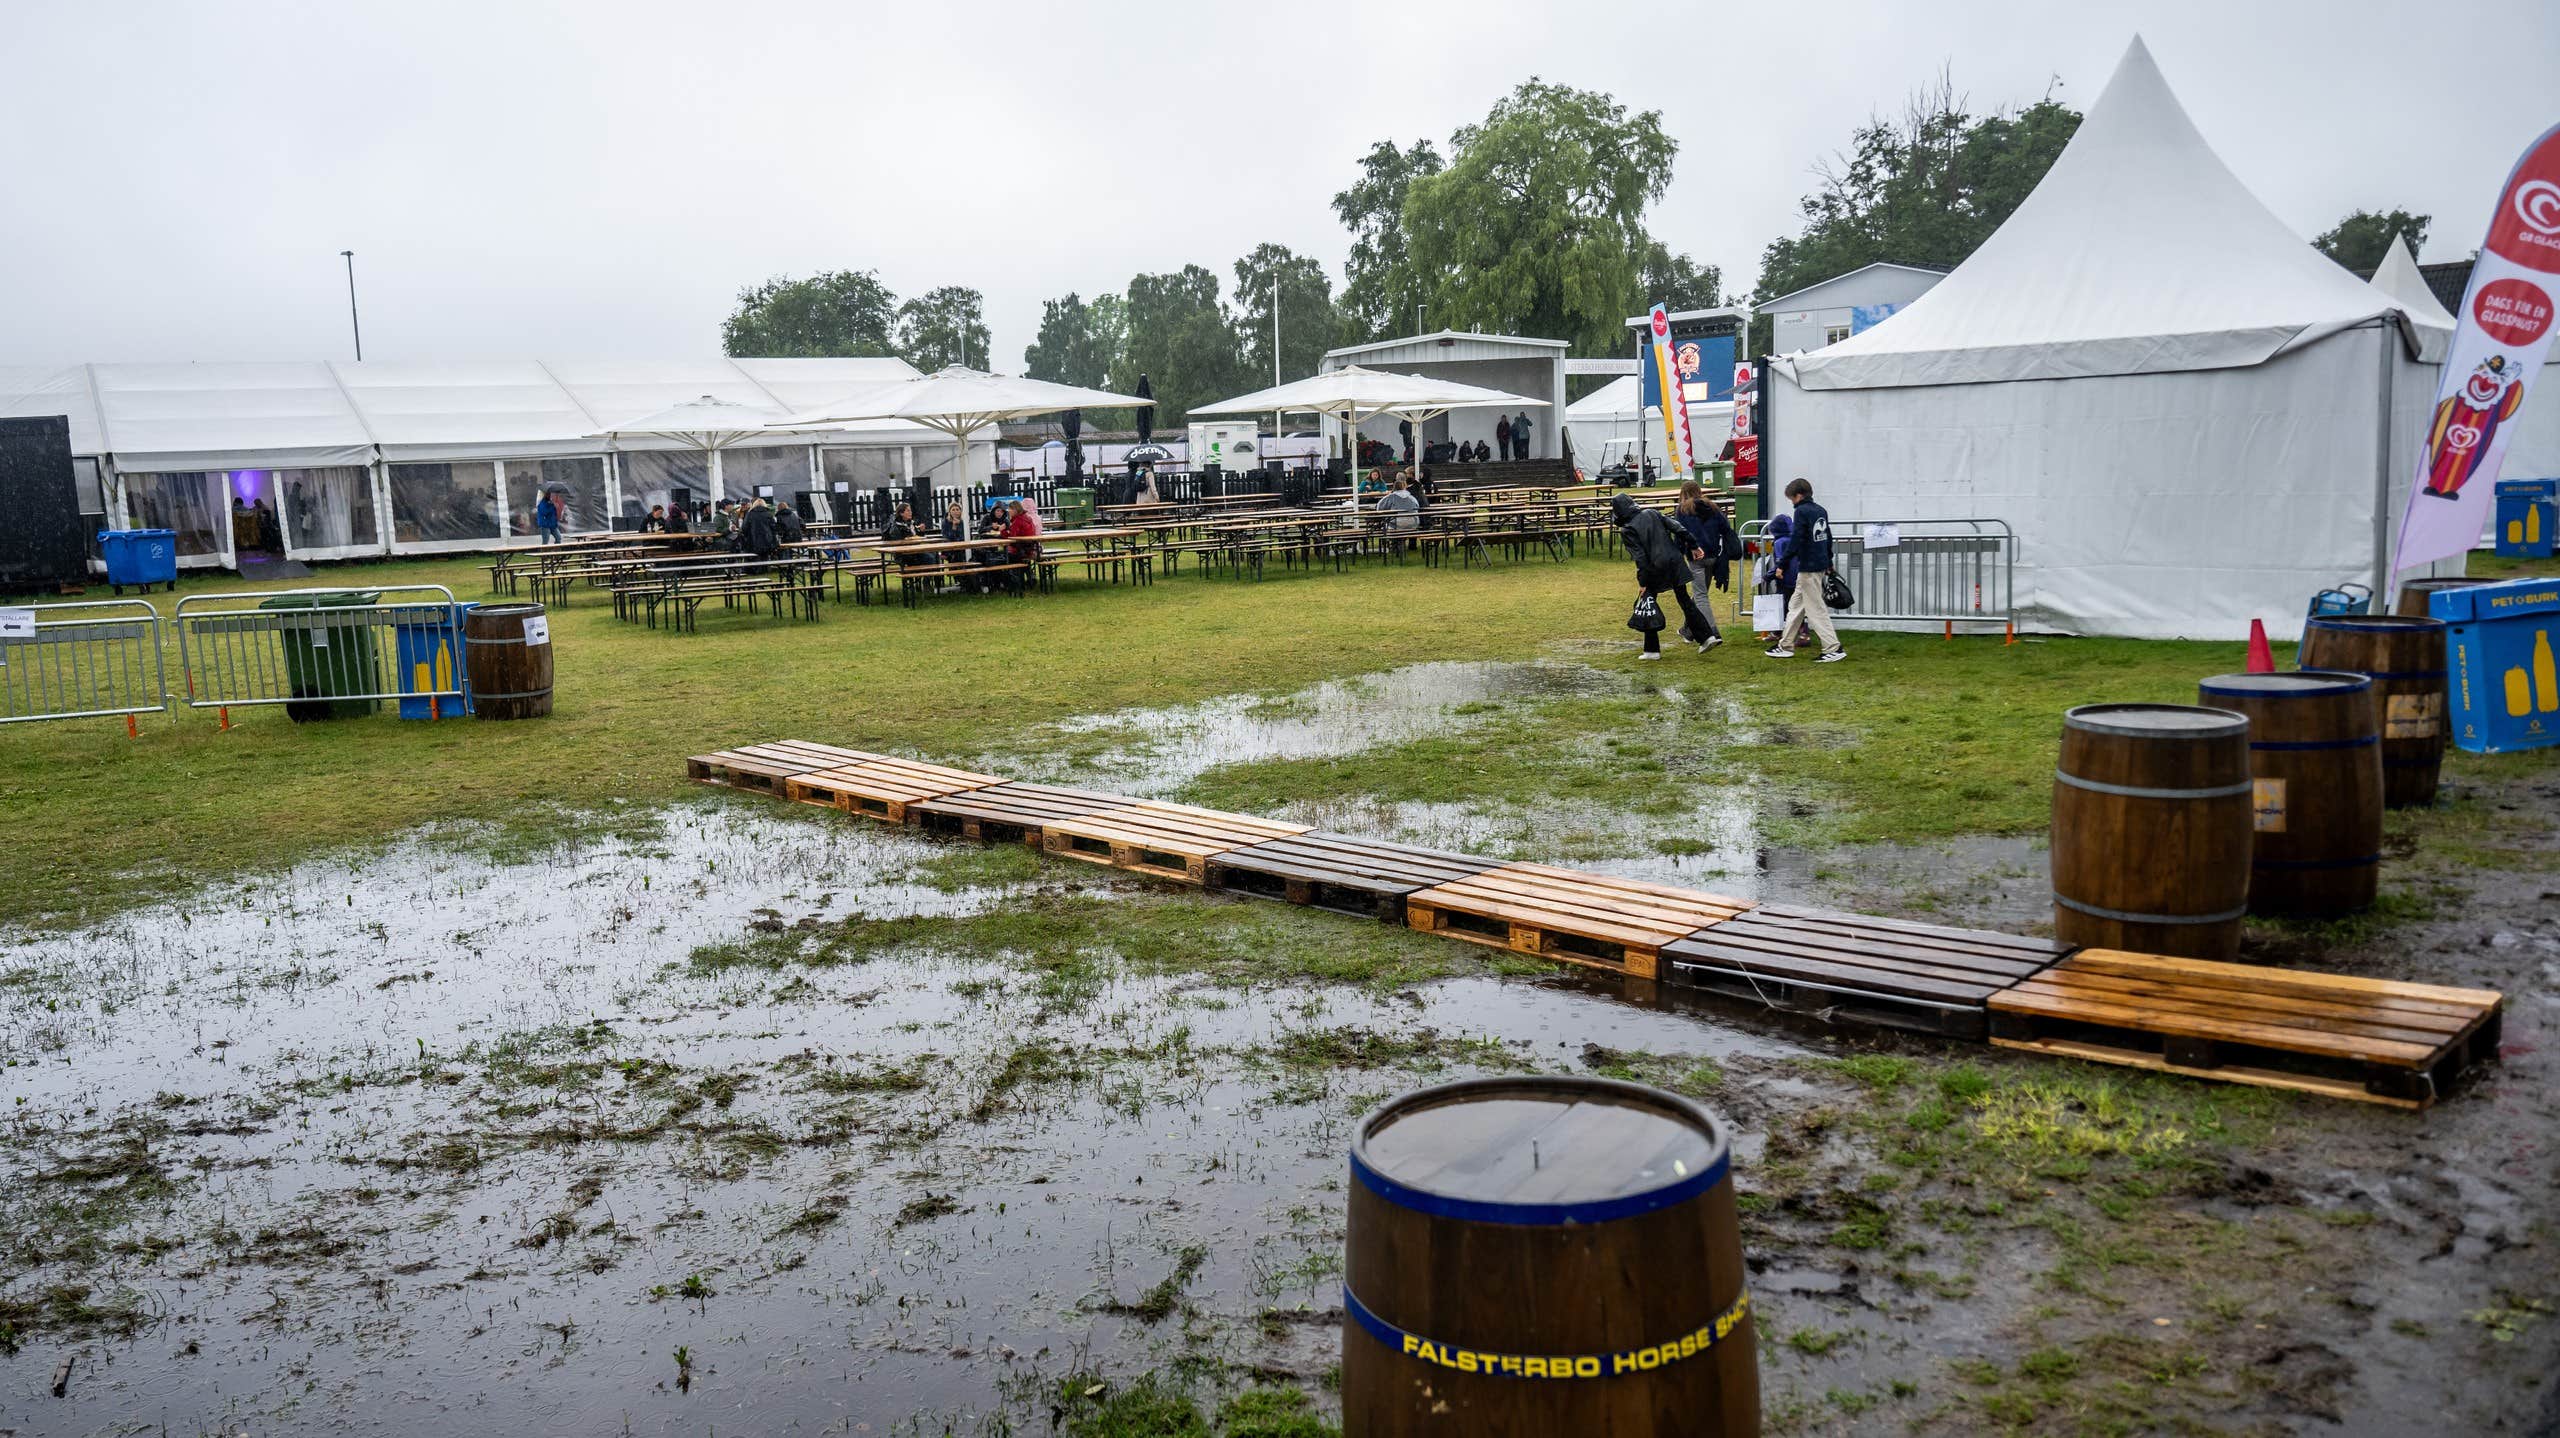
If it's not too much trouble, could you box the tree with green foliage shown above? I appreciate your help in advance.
[1111,265,1246,428]
[1023,291,1122,388]
[1396,80,1679,354]
[1749,73,2079,351]
[2314,208,2432,274]
[1230,244,1340,387]
[893,286,990,371]
[1639,240,1721,313]
[720,269,898,357]
[1332,139,1443,342]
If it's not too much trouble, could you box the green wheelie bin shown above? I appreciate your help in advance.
[259,591,383,722]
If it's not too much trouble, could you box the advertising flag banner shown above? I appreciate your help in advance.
[1730,362,1759,480]
[2395,123,2560,574]
[1647,305,1690,474]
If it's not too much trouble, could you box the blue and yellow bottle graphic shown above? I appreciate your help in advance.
[2508,630,2556,718]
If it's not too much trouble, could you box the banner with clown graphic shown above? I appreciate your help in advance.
[1646,305,1690,475]
[2395,122,2560,574]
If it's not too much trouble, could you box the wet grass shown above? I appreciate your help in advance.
[1053,1371,1340,1438]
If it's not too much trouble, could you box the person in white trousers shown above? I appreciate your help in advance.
[1768,477,1845,662]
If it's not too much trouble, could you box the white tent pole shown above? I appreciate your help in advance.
[2371,322,2396,605]
[709,444,725,507]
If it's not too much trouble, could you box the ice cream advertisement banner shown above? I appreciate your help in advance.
[2395,122,2560,574]
[1647,305,1690,474]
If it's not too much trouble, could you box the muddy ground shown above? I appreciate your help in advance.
[0,660,2553,1436]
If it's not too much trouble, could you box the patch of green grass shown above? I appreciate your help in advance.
[1214,1386,1337,1438]
[1054,1371,1212,1438]
[898,843,1048,892]
[1106,1244,1209,1324]
[1785,1326,1850,1356]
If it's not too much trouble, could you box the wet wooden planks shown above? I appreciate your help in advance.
[906,781,1128,845]
[1203,831,1501,922]
[1989,949,2505,1108]
[782,755,1004,821]
[1662,904,2074,1040]
[1040,800,1312,883]
[1404,864,1750,980]
[686,741,878,794]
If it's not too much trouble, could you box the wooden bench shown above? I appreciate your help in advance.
[632,577,824,631]
[894,562,1030,607]
[1204,832,1500,923]
[1040,800,1312,882]
[1661,905,2074,1040]
[1987,949,2506,1108]
[781,755,1002,821]
[686,741,877,794]
[1403,864,1751,981]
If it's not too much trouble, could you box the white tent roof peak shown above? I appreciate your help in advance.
[1193,365,1546,418]
[2368,233,2457,348]
[1782,35,2411,391]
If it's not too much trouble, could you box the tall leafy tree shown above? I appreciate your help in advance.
[1639,241,1721,313]
[893,286,990,371]
[2314,208,2433,274]
[1750,72,2079,351]
[1112,265,1245,428]
[721,270,898,357]
[1023,291,1119,388]
[1231,244,1340,387]
[1395,81,1679,355]
[1332,139,1443,342]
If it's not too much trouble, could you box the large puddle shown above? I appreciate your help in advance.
[0,801,1815,1435]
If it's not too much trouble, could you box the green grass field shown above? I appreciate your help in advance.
[2,548,2551,930]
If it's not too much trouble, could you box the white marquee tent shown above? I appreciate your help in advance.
[0,357,980,569]
[1767,37,2455,640]
[1564,374,1733,456]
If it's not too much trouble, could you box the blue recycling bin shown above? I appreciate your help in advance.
[2433,576,2560,753]
[100,528,178,593]
[394,602,473,720]
[2494,479,2556,558]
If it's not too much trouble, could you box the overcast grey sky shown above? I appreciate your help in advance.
[4,0,2554,372]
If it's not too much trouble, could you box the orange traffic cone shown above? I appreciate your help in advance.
[2246,619,2275,674]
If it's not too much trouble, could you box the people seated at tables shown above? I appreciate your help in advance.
[640,504,669,533]
[739,496,780,558]
[1004,498,1040,595]
[941,500,967,542]
[775,501,805,544]
[1378,477,1422,533]
[883,501,926,568]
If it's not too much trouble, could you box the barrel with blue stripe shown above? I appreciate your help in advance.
[2051,704,2254,960]
[2298,615,2448,808]
[2198,672,2382,916]
[1341,1076,1757,1435]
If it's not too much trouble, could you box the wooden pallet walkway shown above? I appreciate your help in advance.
[1989,949,2504,1108]
[1404,864,1750,980]
[679,741,2510,1106]
[1040,800,1312,883]
[1203,832,1500,922]
[686,741,878,795]
[781,755,1003,821]
[905,781,1128,845]
[1660,904,2074,1040]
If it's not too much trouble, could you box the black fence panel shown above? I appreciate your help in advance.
[0,416,85,590]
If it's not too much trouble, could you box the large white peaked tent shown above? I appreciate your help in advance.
[1768,37,2449,639]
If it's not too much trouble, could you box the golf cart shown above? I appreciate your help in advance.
[1595,438,1660,486]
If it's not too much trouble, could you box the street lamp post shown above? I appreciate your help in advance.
[339,250,363,361]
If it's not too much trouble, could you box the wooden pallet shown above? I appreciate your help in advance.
[905,781,1128,845]
[1661,904,2074,1040]
[685,741,878,795]
[781,755,1003,822]
[1989,949,2506,1108]
[1202,832,1500,922]
[1040,801,1312,883]
[1403,864,1750,980]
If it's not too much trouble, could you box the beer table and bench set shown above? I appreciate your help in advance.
[686,738,2505,1110]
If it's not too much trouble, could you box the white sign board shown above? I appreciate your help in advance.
[1864,523,1901,550]
[522,615,551,647]
[0,608,34,639]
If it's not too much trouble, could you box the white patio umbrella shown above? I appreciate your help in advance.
[591,394,803,510]
[1192,366,1549,504]
[776,368,1153,504]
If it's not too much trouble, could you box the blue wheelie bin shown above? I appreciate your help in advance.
[100,529,178,595]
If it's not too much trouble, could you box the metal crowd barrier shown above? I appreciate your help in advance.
[0,598,170,725]
[175,585,467,712]
[1735,517,2015,631]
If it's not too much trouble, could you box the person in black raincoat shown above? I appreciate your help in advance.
[739,497,780,558]
[1611,494,1715,660]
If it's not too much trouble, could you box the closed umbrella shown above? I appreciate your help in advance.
[1063,408,1085,486]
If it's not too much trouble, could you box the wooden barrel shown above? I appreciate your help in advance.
[2394,577,2486,618]
[2051,704,2253,960]
[2197,672,2382,917]
[1343,1077,1757,1437]
[463,603,554,720]
[2297,615,2448,807]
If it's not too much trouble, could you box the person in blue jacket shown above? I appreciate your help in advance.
[1767,477,1845,662]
